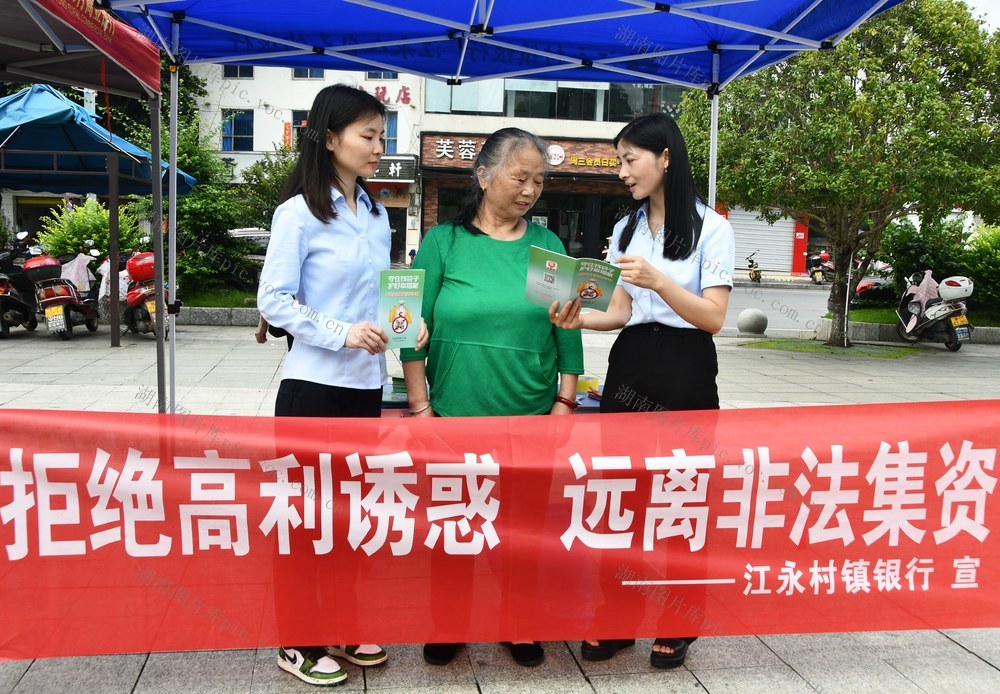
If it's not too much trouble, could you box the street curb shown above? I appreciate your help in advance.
[815,318,1000,345]
[173,307,1000,347]
[175,306,260,327]
[733,280,826,290]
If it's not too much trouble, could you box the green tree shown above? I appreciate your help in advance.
[126,117,255,292]
[237,145,297,229]
[679,0,999,346]
[0,209,14,250]
[37,198,141,258]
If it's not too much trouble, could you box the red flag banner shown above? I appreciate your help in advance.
[1,401,998,659]
[34,0,161,94]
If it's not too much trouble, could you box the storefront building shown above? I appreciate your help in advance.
[367,154,419,264]
[420,132,631,259]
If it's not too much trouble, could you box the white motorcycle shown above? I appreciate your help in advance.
[896,270,973,352]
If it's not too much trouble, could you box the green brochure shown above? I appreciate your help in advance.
[524,246,621,312]
[379,269,424,349]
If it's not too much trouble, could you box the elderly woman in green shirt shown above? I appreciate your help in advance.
[400,127,583,667]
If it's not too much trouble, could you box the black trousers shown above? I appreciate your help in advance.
[601,323,719,413]
[599,323,717,645]
[273,378,381,647]
[274,379,382,418]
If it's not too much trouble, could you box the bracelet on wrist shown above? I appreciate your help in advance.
[409,402,431,415]
[553,395,579,410]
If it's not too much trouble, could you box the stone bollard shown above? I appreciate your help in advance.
[737,308,768,337]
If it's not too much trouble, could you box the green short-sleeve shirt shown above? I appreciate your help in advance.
[400,221,584,416]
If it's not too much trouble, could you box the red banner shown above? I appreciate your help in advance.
[1,401,998,659]
[35,0,161,94]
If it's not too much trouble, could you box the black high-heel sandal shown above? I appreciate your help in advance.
[650,638,690,669]
[505,641,544,667]
[580,638,636,661]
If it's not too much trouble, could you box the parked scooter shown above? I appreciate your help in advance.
[807,250,870,284]
[0,232,39,337]
[23,249,100,339]
[896,269,974,352]
[807,249,835,284]
[121,238,160,335]
[746,251,762,283]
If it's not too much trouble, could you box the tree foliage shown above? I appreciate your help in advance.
[879,219,1000,314]
[237,145,297,229]
[37,198,141,258]
[679,0,999,345]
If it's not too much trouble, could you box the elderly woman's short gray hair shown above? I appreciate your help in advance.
[455,127,549,235]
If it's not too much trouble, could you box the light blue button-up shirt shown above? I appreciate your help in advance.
[257,184,390,390]
[608,202,735,329]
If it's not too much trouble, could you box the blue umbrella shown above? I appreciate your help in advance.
[0,83,194,194]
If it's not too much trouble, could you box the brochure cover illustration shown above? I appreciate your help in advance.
[525,246,621,312]
[378,269,424,349]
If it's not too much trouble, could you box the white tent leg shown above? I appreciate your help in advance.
[708,90,719,208]
[708,48,721,209]
[168,57,178,414]
[150,93,166,413]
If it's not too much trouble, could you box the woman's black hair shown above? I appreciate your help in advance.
[453,127,549,236]
[279,84,386,222]
[614,113,704,260]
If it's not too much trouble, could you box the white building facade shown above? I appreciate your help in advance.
[191,69,813,271]
[192,64,423,263]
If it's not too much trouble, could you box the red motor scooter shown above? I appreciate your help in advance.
[0,232,39,337]
[23,251,99,339]
[122,248,160,335]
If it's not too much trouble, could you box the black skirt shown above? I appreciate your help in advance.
[600,323,719,413]
[275,379,382,418]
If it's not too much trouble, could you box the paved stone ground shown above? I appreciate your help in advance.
[2,325,999,693]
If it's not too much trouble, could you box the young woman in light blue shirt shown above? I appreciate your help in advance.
[550,113,735,671]
[258,84,424,688]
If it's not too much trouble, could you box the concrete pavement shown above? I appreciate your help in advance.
[1,325,1000,693]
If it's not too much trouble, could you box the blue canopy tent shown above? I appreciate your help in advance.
[0,84,195,194]
[2,0,180,411]
[0,83,194,349]
[108,0,904,410]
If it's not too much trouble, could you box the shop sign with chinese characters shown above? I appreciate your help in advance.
[421,133,620,175]
[1,400,997,658]
[370,155,418,183]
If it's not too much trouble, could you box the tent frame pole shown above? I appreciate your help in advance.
[150,93,166,413]
[167,20,180,414]
[108,150,120,347]
[708,49,720,209]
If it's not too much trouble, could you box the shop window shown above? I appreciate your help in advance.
[509,91,556,119]
[606,84,685,122]
[437,188,466,226]
[384,112,398,154]
[291,110,309,149]
[557,87,598,121]
[222,65,254,79]
[222,109,254,152]
[292,67,325,79]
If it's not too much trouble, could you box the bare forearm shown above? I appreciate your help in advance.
[579,286,631,331]
[558,373,579,399]
[402,360,429,408]
[653,279,729,334]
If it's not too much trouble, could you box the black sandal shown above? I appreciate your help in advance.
[504,641,544,667]
[650,638,690,669]
[580,638,636,661]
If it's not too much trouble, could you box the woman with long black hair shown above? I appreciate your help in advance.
[258,84,424,687]
[550,112,734,669]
